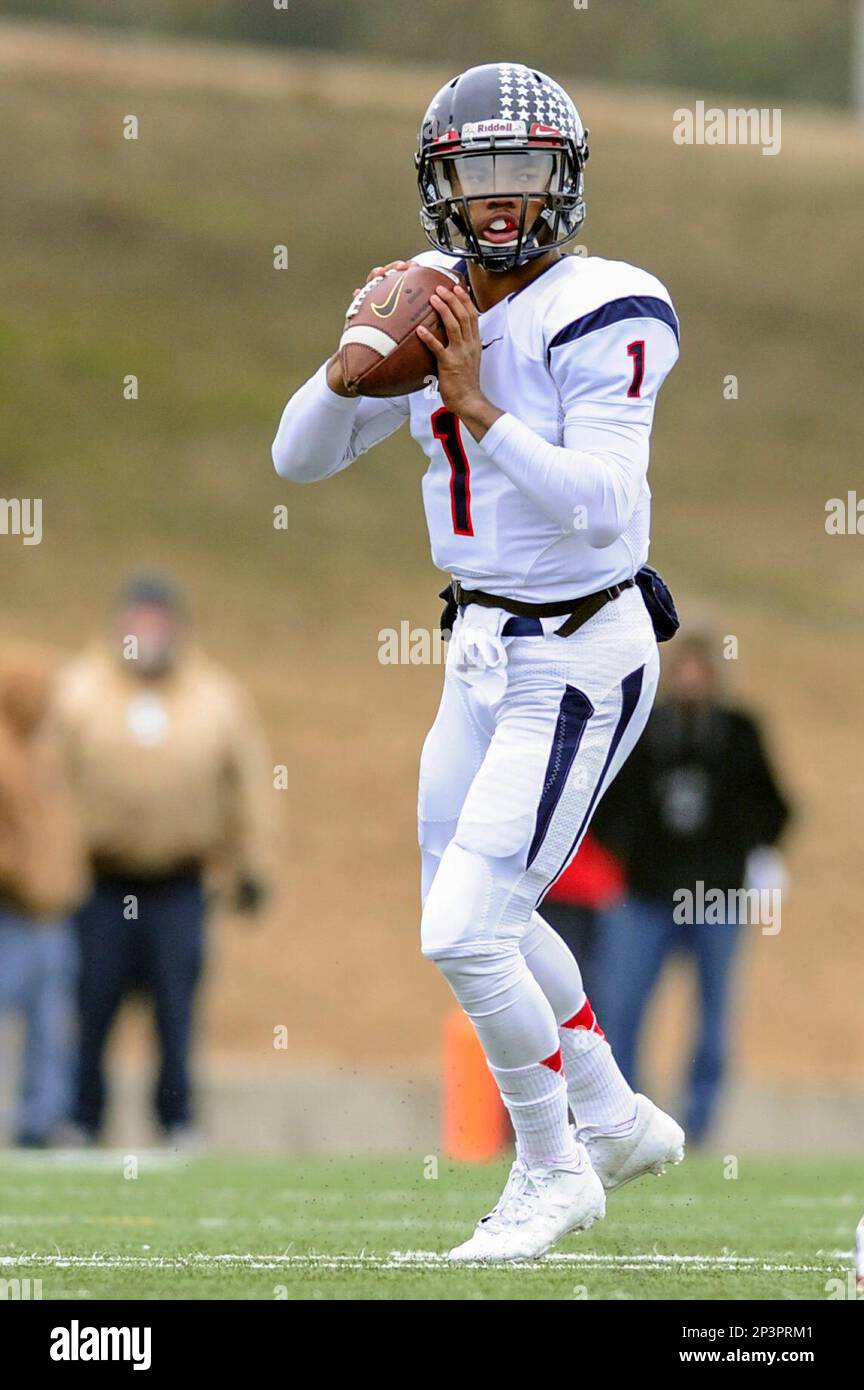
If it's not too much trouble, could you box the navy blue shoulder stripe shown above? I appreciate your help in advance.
[547,295,680,362]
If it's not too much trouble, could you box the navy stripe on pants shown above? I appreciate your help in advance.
[539,664,645,901]
[527,684,595,868]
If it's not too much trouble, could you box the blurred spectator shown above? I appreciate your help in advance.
[539,833,625,996]
[54,573,272,1145]
[0,651,88,1146]
[591,629,792,1143]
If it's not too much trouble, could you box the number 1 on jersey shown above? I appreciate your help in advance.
[627,340,645,398]
[432,407,474,536]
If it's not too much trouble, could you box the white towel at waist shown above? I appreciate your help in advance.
[447,604,510,705]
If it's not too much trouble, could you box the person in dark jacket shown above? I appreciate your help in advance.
[591,629,791,1143]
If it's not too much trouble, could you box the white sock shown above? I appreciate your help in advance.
[434,949,580,1168]
[521,912,637,1135]
[488,1054,582,1169]
[559,999,637,1135]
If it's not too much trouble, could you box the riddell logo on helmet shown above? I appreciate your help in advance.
[462,120,527,140]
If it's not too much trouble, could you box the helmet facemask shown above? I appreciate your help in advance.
[418,140,586,272]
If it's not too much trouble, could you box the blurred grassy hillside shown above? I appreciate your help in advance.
[3,0,857,108]
[0,21,862,1083]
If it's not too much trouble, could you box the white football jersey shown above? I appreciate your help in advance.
[272,247,680,603]
[406,248,679,601]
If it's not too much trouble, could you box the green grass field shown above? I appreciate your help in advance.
[0,1151,858,1301]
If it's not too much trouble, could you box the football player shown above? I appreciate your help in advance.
[273,62,684,1261]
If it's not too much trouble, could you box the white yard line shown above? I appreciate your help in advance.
[0,1152,187,1171]
[0,1251,843,1274]
[0,1215,471,1232]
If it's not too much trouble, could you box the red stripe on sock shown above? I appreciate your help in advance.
[562,997,606,1039]
[540,1047,563,1072]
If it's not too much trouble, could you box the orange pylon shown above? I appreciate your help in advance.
[442,1006,510,1161]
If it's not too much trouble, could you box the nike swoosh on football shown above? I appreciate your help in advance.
[370,273,408,319]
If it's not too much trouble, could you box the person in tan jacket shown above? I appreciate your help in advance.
[53,572,273,1144]
[0,650,89,1146]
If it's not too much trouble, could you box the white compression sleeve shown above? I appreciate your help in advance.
[480,410,646,547]
[272,361,409,483]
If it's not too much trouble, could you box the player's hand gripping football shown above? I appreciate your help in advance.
[326,259,413,396]
[417,285,502,441]
[351,259,412,298]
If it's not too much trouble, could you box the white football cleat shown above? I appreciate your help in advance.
[448,1147,606,1263]
[578,1093,685,1194]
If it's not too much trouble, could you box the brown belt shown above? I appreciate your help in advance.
[90,855,203,883]
[451,577,635,638]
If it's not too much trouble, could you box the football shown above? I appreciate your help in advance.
[338,262,463,396]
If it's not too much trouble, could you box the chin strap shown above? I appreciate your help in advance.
[477,224,548,272]
[450,197,549,271]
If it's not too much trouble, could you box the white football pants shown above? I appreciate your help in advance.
[418,585,659,1165]
[419,584,659,957]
